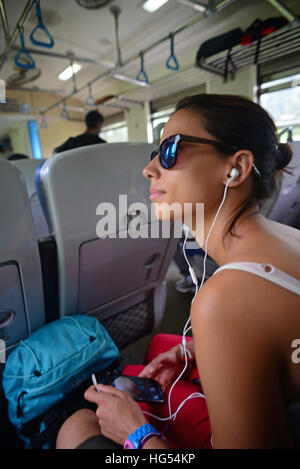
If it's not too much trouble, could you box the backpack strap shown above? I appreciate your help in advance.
[32,408,69,449]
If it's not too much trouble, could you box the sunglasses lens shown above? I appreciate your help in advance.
[160,138,177,169]
[150,150,158,161]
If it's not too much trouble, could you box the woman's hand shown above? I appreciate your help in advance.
[84,384,148,445]
[138,344,186,392]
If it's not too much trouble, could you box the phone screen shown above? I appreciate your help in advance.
[113,375,165,403]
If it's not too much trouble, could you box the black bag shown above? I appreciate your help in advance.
[196,28,243,81]
[196,28,243,60]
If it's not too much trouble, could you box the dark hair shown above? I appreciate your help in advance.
[85,110,104,129]
[8,153,29,161]
[175,93,293,235]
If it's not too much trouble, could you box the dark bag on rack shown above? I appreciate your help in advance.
[196,28,243,81]
[196,28,243,62]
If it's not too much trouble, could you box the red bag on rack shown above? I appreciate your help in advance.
[240,17,288,46]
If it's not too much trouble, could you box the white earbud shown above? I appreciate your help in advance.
[228,167,239,182]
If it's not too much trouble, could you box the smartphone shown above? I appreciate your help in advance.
[113,375,165,403]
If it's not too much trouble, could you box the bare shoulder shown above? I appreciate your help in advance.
[190,270,292,448]
[190,269,258,325]
[190,268,278,355]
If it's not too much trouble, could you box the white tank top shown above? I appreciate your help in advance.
[213,262,300,296]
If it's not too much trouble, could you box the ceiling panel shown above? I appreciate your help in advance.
[0,0,299,117]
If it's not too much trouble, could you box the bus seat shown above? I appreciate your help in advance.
[36,143,178,350]
[11,159,45,199]
[268,183,300,229]
[0,159,46,362]
[268,141,300,228]
[11,159,50,239]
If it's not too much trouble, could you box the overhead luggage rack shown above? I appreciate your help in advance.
[197,23,300,79]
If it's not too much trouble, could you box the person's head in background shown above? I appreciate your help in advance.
[85,110,104,135]
[8,153,29,161]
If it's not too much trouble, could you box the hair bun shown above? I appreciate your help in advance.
[276,143,293,170]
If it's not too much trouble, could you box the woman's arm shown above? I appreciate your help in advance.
[190,272,293,449]
[142,436,168,449]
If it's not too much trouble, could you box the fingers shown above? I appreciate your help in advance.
[138,365,152,378]
[96,383,123,396]
[84,383,123,404]
[139,357,162,378]
[84,385,103,403]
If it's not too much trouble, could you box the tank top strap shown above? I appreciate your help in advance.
[213,262,300,296]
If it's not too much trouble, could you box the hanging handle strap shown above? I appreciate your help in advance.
[40,113,48,128]
[136,52,149,84]
[30,0,55,48]
[61,101,70,119]
[166,33,179,71]
[85,84,97,106]
[14,27,36,69]
[223,48,236,82]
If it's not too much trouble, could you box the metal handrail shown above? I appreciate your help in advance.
[39,0,235,117]
[0,0,9,45]
[0,0,36,72]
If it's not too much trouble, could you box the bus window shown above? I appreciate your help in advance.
[100,121,128,143]
[259,72,300,141]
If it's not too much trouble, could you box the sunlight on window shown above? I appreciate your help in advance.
[100,122,128,143]
[260,86,300,141]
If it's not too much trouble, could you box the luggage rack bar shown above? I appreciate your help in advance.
[197,23,300,79]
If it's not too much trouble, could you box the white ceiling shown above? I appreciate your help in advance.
[0,0,299,117]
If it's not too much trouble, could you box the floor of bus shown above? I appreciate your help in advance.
[0,261,192,449]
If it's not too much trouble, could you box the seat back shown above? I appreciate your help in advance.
[37,143,178,349]
[11,159,50,238]
[11,159,45,199]
[0,159,45,360]
[268,141,300,228]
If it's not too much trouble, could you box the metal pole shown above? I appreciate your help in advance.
[40,0,235,116]
[40,66,119,115]
[6,86,70,95]
[0,0,10,45]
[266,0,297,23]
[110,5,123,66]
[10,45,149,87]
[0,0,36,71]
[120,0,234,63]
[11,45,116,69]
[174,0,207,13]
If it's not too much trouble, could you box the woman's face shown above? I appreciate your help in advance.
[143,109,228,225]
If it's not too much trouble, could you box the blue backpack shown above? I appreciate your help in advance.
[2,315,120,447]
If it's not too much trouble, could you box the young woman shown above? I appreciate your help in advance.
[56,94,300,449]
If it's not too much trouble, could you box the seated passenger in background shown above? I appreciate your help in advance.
[54,110,106,154]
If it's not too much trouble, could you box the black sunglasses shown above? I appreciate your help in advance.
[150,133,261,176]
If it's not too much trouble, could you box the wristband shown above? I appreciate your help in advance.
[124,424,160,449]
